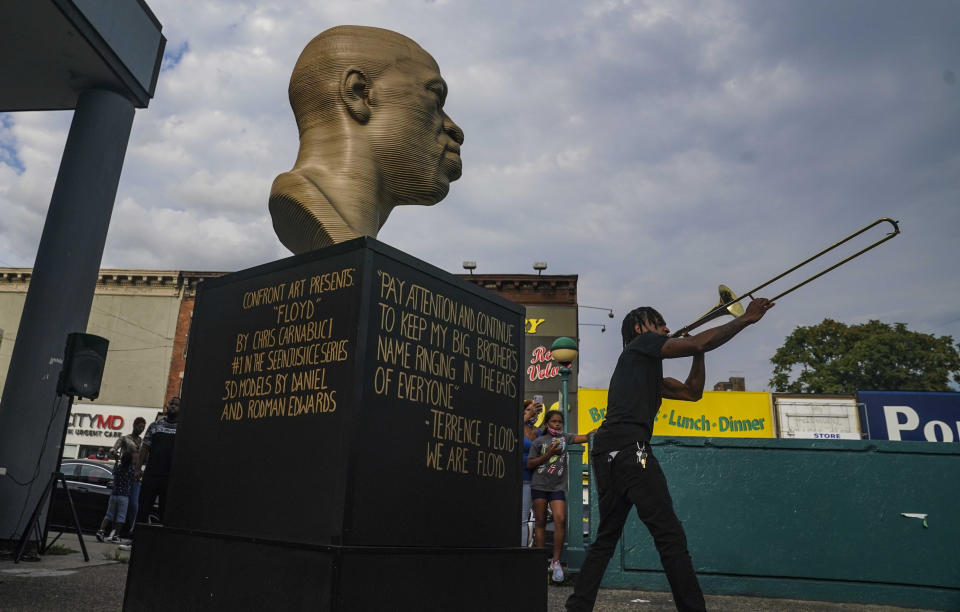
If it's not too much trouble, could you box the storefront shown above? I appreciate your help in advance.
[523,305,579,428]
[64,403,161,459]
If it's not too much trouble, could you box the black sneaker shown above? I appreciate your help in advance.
[95,530,105,542]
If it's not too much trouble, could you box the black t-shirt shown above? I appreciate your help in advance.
[591,332,668,455]
[142,417,178,477]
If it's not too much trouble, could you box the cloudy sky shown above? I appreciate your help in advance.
[1,0,958,390]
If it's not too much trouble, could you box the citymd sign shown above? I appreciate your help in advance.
[859,391,960,442]
[67,411,126,439]
[65,404,159,446]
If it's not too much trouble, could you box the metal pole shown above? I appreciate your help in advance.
[560,365,570,424]
[0,89,135,540]
[558,363,588,567]
[560,364,587,567]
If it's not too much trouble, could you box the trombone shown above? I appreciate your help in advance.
[670,217,901,338]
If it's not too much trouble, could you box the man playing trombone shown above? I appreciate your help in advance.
[566,297,774,612]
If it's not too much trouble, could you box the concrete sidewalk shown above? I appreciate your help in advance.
[0,535,936,611]
[0,533,128,571]
[0,534,129,611]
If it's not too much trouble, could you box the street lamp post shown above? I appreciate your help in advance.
[550,336,586,568]
[550,337,578,425]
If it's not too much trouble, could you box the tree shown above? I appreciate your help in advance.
[769,319,960,394]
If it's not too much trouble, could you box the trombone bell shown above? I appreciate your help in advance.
[671,285,744,337]
[718,285,745,318]
[688,285,743,331]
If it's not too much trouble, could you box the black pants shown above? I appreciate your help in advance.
[136,474,169,526]
[566,447,705,612]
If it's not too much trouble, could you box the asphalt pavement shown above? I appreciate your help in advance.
[0,535,937,611]
[546,585,935,612]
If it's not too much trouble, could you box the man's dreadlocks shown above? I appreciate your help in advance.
[620,307,665,347]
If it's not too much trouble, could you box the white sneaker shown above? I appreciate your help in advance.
[118,544,132,551]
[95,530,105,542]
[550,560,564,583]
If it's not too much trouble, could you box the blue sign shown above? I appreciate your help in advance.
[859,391,960,442]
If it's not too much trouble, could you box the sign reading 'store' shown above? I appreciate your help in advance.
[165,238,524,548]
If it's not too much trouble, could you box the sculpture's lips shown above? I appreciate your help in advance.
[443,148,462,180]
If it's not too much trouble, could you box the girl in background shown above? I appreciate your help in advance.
[527,409,592,583]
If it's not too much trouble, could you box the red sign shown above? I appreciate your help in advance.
[527,345,560,382]
[69,413,125,430]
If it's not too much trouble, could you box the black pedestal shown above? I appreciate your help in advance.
[124,238,538,609]
[125,526,545,611]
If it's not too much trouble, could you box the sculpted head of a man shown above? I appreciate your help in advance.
[271,26,464,253]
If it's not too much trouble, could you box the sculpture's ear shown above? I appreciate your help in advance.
[340,69,371,124]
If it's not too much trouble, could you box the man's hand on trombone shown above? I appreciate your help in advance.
[740,297,775,324]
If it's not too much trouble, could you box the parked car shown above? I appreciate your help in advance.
[47,458,158,534]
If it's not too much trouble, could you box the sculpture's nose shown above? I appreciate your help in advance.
[444,115,464,146]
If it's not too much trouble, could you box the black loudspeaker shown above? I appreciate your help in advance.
[57,332,109,400]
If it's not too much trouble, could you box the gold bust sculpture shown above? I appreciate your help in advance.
[270,26,465,254]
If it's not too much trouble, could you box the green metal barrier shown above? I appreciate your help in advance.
[565,444,587,567]
[585,437,960,610]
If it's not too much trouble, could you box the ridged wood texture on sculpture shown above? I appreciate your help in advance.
[270,26,464,254]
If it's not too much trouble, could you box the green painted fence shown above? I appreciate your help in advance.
[582,437,959,610]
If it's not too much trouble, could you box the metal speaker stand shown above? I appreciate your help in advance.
[12,393,89,563]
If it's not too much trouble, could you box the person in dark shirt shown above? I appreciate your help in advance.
[134,397,180,526]
[567,298,774,612]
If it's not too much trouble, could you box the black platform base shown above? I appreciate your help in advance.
[124,525,546,611]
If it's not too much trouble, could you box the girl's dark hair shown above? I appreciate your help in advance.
[542,410,564,427]
[621,306,665,347]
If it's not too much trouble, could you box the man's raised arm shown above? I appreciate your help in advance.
[661,298,774,359]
